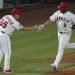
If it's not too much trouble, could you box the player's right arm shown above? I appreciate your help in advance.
[13,22,38,31]
[37,11,58,31]
[9,15,37,31]
[37,20,53,31]
[20,26,38,31]
[42,20,53,26]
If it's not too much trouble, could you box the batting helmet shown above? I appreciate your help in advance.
[11,8,22,15]
[58,2,69,10]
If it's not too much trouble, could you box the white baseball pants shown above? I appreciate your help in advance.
[53,31,75,68]
[0,33,11,70]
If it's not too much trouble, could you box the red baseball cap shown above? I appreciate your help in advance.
[11,8,22,15]
[58,2,69,10]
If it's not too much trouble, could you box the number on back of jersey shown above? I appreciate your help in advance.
[0,19,8,28]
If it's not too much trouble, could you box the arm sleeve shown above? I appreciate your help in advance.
[12,21,23,30]
[49,12,57,22]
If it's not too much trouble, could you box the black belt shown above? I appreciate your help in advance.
[1,31,10,36]
[60,32,66,34]
[1,31,5,33]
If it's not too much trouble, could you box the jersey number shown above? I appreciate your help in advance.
[0,19,8,28]
[64,23,67,28]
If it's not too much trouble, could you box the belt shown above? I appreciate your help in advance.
[1,31,10,36]
[1,31,5,33]
[59,32,66,34]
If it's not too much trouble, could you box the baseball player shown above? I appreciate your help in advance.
[0,8,37,73]
[37,2,75,71]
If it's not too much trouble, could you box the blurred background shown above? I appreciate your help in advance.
[0,0,74,9]
[0,0,75,26]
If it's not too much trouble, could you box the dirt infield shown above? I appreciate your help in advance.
[44,70,75,75]
[42,52,75,75]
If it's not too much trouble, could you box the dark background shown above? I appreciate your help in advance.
[0,0,75,26]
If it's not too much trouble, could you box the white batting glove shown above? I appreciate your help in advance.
[38,24,45,31]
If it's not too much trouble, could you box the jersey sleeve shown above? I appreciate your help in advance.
[12,21,23,30]
[49,12,57,22]
[7,15,23,30]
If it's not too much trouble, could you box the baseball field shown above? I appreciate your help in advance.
[0,23,75,75]
[0,3,75,75]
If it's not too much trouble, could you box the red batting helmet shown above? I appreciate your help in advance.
[11,8,22,15]
[58,2,69,10]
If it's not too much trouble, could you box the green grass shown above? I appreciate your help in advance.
[0,23,75,75]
